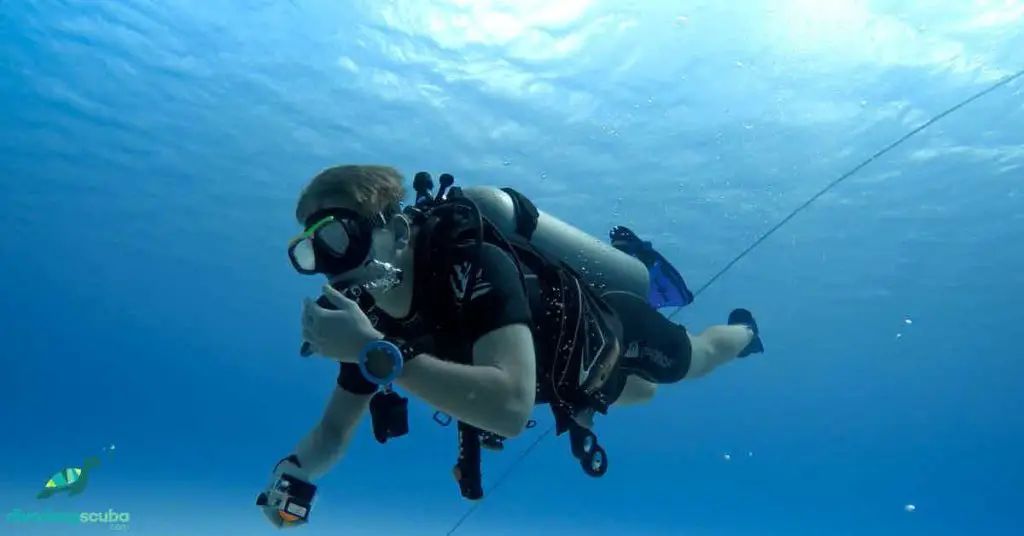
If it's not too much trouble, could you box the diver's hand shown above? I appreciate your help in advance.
[301,284,383,362]
[260,504,293,529]
[258,457,311,529]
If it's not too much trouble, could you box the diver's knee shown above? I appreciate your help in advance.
[684,333,715,379]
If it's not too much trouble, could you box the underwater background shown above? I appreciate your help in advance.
[2,1,1023,535]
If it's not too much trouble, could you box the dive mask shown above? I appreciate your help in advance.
[288,208,384,276]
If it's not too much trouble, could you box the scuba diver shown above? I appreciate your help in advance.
[256,165,764,528]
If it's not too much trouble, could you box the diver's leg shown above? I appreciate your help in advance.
[612,324,755,396]
[573,375,656,425]
[685,325,755,379]
[602,291,692,384]
[615,376,657,405]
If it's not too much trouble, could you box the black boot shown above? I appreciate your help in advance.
[728,308,764,357]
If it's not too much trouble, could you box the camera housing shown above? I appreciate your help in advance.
[256,473,318,524]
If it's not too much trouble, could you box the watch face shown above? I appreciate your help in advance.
[365,346,394,362]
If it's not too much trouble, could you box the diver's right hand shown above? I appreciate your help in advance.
[258,456,313,529]
[260,502,296,529]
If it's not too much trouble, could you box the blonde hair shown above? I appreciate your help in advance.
[294,165,407,223]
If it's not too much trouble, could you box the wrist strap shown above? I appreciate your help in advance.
[388,339,419,362]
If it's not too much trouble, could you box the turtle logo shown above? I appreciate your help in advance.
[36,456,101,499]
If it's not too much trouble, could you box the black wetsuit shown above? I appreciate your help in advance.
[336,235,693,412]
[336,242,532,395]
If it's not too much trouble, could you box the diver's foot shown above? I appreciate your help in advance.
[610,226,657,267]
[609,225,639,250]
[728,308,764,358]
[610,225,654,252]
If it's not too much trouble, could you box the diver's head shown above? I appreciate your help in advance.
[290,165,413,292]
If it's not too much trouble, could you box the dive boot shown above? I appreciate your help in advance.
[728,308,764,358]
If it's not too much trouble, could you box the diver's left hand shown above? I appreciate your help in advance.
[301,284,383,362]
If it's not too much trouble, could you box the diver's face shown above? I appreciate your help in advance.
[299,198,410,288]
[368,226,397,265]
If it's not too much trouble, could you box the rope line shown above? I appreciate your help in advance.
[444,66,1024,536]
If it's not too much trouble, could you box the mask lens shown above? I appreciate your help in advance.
[291,238,318,272]
[316,220,351,256]
[289,211,379,276]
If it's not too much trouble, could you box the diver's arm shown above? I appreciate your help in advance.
[293,386,372,479]
[396,324,536,439]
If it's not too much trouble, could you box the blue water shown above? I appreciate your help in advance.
[2,1,1023,535]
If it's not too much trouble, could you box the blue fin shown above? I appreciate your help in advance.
[610,226,694,310]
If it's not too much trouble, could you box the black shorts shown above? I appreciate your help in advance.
[602,290,692,385]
